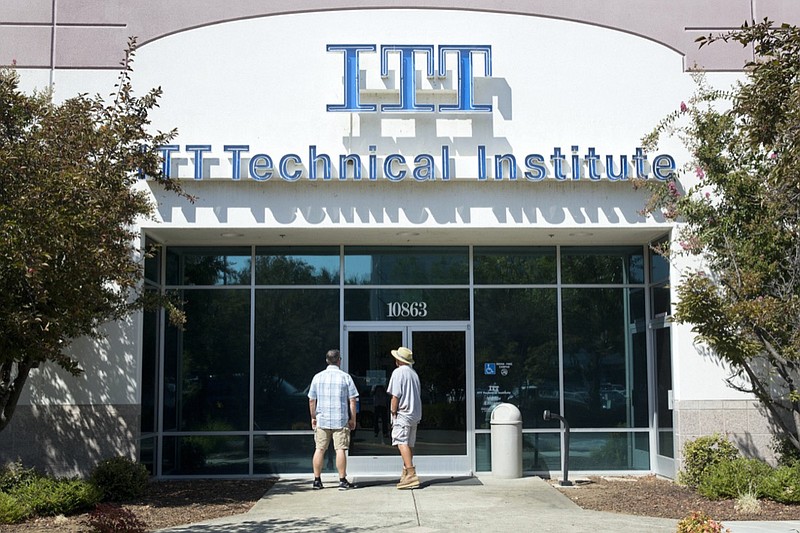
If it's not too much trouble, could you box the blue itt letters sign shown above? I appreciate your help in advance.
[326,44,493,113]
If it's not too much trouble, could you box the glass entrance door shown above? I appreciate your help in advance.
[345,325,469,475]
[654,326,675,477]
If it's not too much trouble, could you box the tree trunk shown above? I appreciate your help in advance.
[0,360,33,432]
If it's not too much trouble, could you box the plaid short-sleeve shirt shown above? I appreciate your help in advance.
[307,365,359,429]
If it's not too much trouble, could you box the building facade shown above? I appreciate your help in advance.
[3,1,799,479]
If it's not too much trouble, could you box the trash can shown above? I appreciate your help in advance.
[490,403,522,478]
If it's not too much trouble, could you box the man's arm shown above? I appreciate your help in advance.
[348,398,357,430]
[309,398,317,429]
[390,396,399,423]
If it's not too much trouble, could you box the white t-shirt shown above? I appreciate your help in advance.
[387,364,422,426]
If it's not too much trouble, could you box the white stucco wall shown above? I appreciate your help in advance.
[12,8,749,412]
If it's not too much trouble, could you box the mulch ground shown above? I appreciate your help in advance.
[554,475,800,521]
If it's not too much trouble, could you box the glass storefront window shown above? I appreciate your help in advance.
[141,303,158,434]
[561,288,647,428]
[253,289,340,430]
[255,246,339,285]
[474,288,558,429]
[143,243,668,476]
[163,289,251,432]
[650,239,671,318]
[476,432,561,472]
[651,283,671,318]
[140,436,155,476]
[473,246,556,284]
[650,240,670,284]
[561,246,644,284]
[162,435,249,475]
[254,435,321,474]
[569,432,650,470]
[166,246,251,285]
[344,246,468,285]
[144,238,160,283]
[344,288,469,321]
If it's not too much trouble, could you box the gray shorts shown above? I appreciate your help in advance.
[391,423,418,447]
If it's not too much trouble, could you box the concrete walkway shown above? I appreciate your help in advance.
[155,475,800,533]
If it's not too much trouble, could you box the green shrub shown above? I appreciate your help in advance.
[0,491,29,524]
[10,476,101,516]
[697,457,773,500]
[90,457,149,502]
[0,460,39,492]
[678,434,739,488]
[676,510,731,533]
[85,503,148,533]
[762,463,800,504]
[771,436,800,467]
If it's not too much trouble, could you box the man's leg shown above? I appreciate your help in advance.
[313,447,326,477]
[397,443,414,469]
[335,448,347,479]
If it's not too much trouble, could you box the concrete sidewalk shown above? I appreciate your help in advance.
[156,475,800,533]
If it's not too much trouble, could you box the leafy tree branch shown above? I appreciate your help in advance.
[642,19,800,450]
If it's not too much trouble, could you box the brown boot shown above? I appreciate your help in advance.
[397,465,420,490]
[396,467,407,488]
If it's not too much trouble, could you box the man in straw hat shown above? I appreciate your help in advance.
[307,349,359,490]
[387,346,422,489]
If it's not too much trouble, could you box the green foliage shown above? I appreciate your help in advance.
[85,503,148,533]
[678,434,740,488]
[772,435,800,466]
[676,511,731,533]
[9,476,101,516]
[762,463,800,503]
[90,456,149,502]
[642,19,800,453]
[0,491,29,524]
[697,457,773,499]
[0,460,39,492]
[0,38,186,432]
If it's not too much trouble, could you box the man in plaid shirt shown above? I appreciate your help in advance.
[307,349,359,490]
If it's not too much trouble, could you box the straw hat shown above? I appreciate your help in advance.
[391,346,414,365]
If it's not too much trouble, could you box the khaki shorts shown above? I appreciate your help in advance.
[314,427,351,450]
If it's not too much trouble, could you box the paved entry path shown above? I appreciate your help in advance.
[156,474,800,532]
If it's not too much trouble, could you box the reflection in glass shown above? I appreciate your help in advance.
[652,284,671,318]
[561,246,644,284]
[344,246,468,285]
[254,435,321,474]
[253,289,340,431]
[561,288,647,428]
[656,328,674,458]
[523,432,562,472]
[255,246,339,285]
[144,238,160,283]
[650,240,670,284]
[476,432,561,472]
[141,302,158,434]
[162,435,249,475]
[348,331,404,457]
[473,246,556,284]
[140,437,155,476]
[474,289,558,429]
[569,432,650,470]
[412,331,467,456]
[349,330,467,457]
[163,289,251,432]
[166,246,251,286]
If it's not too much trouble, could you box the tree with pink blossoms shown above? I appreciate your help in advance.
[643,19,800,453]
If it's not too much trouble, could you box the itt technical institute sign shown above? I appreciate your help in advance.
[151,44,676,183]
